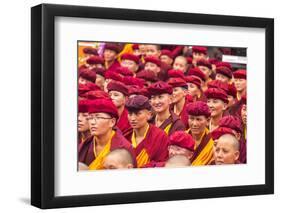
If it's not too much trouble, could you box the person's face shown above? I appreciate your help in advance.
[234,78,247,92]
[192,52,207,62]
[88,112,115,136]
[133,49,141,57]
[187,83,200,98]
[78,112,89,132]
[121,60,138,73]
[241,104,247,125]
[168,145,193,159]
[103,156,133,169]
[173,58,188,73]
[103,49,117,62]
[172,87,186,104]
[95,74,105,89]
[128,109,151,129]
[109,90,126,108]
[214,138,239,165]
[160,55,173,66]
[145,62,160,74]
[78,77,91,85]
[188,115,208,136]
[216,73,230,83]
[150,94,172,113]
[207,99,227,117]
[198,66,211,79]
[139,44,146,55]
[145,45,160,58]
[87,63,104,69]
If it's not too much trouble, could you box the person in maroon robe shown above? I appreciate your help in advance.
[78,100,91,148]
[147,81,185,135]
[85,55,105,69]
[103,43,121,72]
[160,49,174,66]
[78,68,96,85]
[120,53,140,75]
[78,98,135,168]
[125,95,169,168]
[185,75,206,102]
[107,80,132,137]
[215,65,233,84]
[192,46,208,65]
[233,69,247,101]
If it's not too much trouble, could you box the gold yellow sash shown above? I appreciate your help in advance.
[191,138,214,166]
[88,131,115,170]
[164,123,172,135]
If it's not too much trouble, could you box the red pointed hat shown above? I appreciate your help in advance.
[192,46,207,55]
[204,88,229,103]
[107,80,129,96]
[167,69,185,80]
[83,47,98,55]
[78,99,91,113]
[121,53,139,64]
[79,68,96,83]
[216,66,233,79]
[160,49,173,59]
[219,115,243,133]
[188,67,206,81]
[197,59,212,69]
[186,101,211,118]
[169,131,195,152]
[147,81,173,96]
[136,69,158,82]
[144,56,161,67]
[86,56,105,65]
[233,69,247,79]
[167,77,187,88]
[185,76,202,88]
[88,98,119,119]
[211,127,236,140]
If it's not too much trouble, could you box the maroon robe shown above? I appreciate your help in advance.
[78,130,136,166]
[116,108,132,137]
[107,60,120,72]
[127,124,169,168]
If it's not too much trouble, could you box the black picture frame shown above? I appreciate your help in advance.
[31,3,274,209]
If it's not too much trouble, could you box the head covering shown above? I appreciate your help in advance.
[105,71,123,82]
[144,56,161,67]
[211,127,236,140]
[197,59,212,69]
[132,44,139,50]
[187,57,193,64]
[79,68,96,83]
[78,99,90,112]
[147,81,173,96]
[209,58,219,66]
[78,83,90,97]
[83,47,98,55]
[107,80,129,96]
[128,85,143,96]
[92,67,106,77]
[136,69,158,82]
[169,131,195,152]
[227,83,237,98]
[216,62,232,70]
[233,69,247,79]
[186,101,211,118]
[88,98,119,119]
[84,82,101,91]
[192,46,207,55]
[167,69,185,80]
[204,88,229,103]
[216,66,233,79]
[115,66,134,77]
[207,80,229,93]
[219,115,243,133]
[86,56,105,65]
[125,95,151,111]
[188,67,206,81]
[160,49,173,59]
[121,53,139,64]
[104,43,121,53]
[167,77,187,88]
[185,76,202,88]
[123,76,145,88]
[85,90,109,100]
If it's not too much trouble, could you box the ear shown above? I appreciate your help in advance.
[110,118,117,127]
[234,151,240,161]
[222,102,228,111]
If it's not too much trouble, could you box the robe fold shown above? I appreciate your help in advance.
[116,108,132,136]
[106,60,120,72]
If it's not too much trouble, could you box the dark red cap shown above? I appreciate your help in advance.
[132,44,139,50]
[105,71,123,82]
[216,66,233,79]
[169,131,195,152]
[136,69,158,82]
[123,76,145,88]
[115,66,134,77]
[104,43,121,53]
[209,58,219,65]
[121,53,139,64]
[185,76,202,88]
[83,47,98,55]
[192,46,207,55]
[144,56,161,67]
[85,90,109,100]
[207,80,229,93]
[92,67,106,77]
[197,59,212,69]
[86,56,105,65]
[219,115,242,133]
[160,49,173,59]
[167,69,185,80]
[147,81,173,96]
[233,69,246,79]
[186,101,211,118]
[107,80,129,96]
[125,95,151,111]
[84,82,101,91]
[227,83,237,98]
[88,98,119,119]
[79,68,96,83]
[204,88,229,103]
[167,77,187,88]
[188,67,206,81]
[187,57,193,64]
[216,62,232,70]
[78,99,90,112]
[78,83,90,97]
[211,127,235,140]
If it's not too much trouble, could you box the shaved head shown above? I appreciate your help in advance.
[165,155,191,168]
[103,148,134,169]
[218,134,240,151]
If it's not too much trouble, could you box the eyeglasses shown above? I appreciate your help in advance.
[87,115,112,122]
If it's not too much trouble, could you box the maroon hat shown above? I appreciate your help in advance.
[197,59,212,69]
[83,47,98,55]
[115,66,134,77]
[160,49,173,59]
[86,56,105,65]
[204,88,229,103]
[132,44,139,50]
[207,80,229,93]
[188,67,206,82]
[167,69,185,80]
[192,46,207,55]
[216,66,233,79]
[125,95,151,111]
[78,83,90,97]
[219,115,242,133]
[233,69,247,79]
[92,67,106,77]
[216,62,232,70]
[227,83,237,98]
[121,53,139,64]
[185,76,202,88]
[144,56,161,67]
[107,80,129,96]
[78,99,90,113]
[167,77,187,88]
[84,82,101,91]
[136,69,158,82]
[209,58,219,66]
[211,127,236,140]
[169,131,195,152]
[123,76,145,88]
[104,43,121,53]
[187,57,193,64]
[79,68,96,83]
[85,90,109,100]
[105,71,123,82]
[147,81,173,96]
[88,98,119,119]
[186,101,211,118]
[128,85,142,96]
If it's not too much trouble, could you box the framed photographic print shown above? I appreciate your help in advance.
[31,3,274,209]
